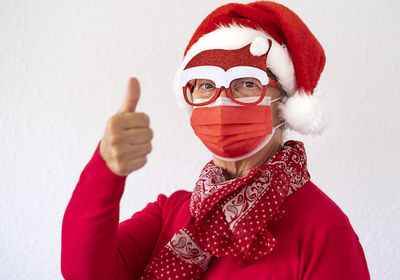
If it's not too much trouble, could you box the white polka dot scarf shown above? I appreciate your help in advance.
[140,141,310,280]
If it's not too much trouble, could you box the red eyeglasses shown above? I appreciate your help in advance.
[183,77,280,106]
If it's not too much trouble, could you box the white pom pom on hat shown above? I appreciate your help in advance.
[279,91,326,135]
[174,1,327,135]
[250,37,270,56]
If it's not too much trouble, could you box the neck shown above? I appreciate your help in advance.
[213,129,283,179]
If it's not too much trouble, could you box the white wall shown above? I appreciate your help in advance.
[1,0,399,279]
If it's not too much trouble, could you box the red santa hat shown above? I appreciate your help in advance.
[174,1,326,135]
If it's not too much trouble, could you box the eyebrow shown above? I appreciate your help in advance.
[266,68,278,82]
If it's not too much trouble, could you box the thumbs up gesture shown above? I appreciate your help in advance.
[99,77,153,176]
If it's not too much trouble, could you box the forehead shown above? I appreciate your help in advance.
[184,44,267,72]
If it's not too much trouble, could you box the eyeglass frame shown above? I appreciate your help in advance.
[180,65,280,106]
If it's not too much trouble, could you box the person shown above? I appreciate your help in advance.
[61,1,370,279]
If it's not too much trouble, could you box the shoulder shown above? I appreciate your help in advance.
[157,189,192,206]
[154,189,192,215]
[288,183,370,278]
[153,190,193,235]
[284,181,354,233]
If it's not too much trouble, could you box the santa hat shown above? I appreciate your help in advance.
[174,1,326,135]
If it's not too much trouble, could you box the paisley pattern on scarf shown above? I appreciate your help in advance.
[222,168,275,231]
[166,229,212,267]
[140,141,310,280]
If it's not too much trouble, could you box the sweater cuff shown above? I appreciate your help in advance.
[79,139,127,203]
[92,139,127,179]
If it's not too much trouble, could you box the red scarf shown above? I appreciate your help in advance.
[140,141,310,280]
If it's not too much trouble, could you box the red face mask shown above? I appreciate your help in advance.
[190,97,281,161]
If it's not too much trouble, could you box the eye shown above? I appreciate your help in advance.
[243,81,257,88]
[233,78,262,90]
[199,83,215,90]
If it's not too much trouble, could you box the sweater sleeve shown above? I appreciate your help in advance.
[301,225,370,280]
[61,140,166,280]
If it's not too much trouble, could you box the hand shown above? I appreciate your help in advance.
[99,77,153,176]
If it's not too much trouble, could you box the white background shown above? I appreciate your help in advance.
[1,0,399,279]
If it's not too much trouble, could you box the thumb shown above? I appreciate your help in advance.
[118,77,141,113]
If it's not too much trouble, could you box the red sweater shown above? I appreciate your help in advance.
[61,142,370,279]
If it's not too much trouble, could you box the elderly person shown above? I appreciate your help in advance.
[61,1,370,279]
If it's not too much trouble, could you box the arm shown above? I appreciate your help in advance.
[301,225,370,280]
[61,141,165,280]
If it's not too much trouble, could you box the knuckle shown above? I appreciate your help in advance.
[134,157,147,168]
[107,117,120,132]
[139,112,149,120]
[148,128,154,140]
[143,114,150,124]
[139,128,152,142]
[127,156,147,173]
[139,156,147,167]
[147,143,152,153]
[131,128,152,143]
[136,113,150,126]
[139,143,151,156]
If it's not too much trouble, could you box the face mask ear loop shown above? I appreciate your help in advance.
[270,96,283,103]
[273,121,285,130]
[268,96,285,129]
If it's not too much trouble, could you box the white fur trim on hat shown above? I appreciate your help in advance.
[279,91,326,135]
